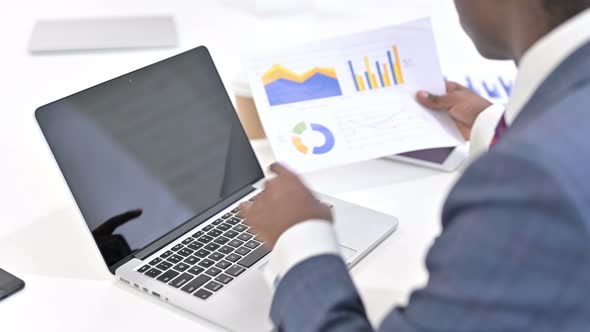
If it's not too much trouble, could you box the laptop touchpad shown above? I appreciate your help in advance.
[257,245,356,271]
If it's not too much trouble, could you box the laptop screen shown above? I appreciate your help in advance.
[36,47,264,268]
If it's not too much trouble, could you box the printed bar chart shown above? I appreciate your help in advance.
[349,45,405,92]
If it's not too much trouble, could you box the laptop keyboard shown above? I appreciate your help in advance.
[136,196,270,300]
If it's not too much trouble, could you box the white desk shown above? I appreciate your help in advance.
[0,0,470,330]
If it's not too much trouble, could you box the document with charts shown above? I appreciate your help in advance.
[245,18,464,172]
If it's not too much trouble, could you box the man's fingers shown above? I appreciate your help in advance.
[416,91,456,110]
[269,163,294,177]
[238,202,253,218]
[445,81,465,92]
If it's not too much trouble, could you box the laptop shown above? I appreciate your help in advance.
[35,46,398,331]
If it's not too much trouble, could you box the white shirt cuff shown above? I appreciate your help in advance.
[469,104,505,160]
[263,220,340,290]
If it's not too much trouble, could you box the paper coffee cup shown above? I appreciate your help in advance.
[232,72,266,139]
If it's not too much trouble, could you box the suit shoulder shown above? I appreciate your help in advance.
[464,85,590,221]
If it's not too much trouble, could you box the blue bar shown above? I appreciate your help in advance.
[465,76,480,95]
[348,60,359,91]
[482,81,501,99]
[365,72,373,89]
[498,77,513,96]
[376,61,385,88]
[387,51,398,85]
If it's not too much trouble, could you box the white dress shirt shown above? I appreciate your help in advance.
[264,8,590,289]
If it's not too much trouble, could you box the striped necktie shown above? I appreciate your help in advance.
[490,115,508,147]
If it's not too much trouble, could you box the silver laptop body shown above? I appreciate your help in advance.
[35,46,398,332]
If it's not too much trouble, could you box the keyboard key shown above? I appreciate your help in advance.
[145,268,162,278]
[187,266,205,276]
[205,267,222,277]
[218,245,234,255]
[204,243,220,251]
[181,237,194,245]
[171,244,184,251]
[187,242,203,251]
[226,265,246,277]
[231,207,240,213]
[215,274,233,284]
[198,259,215,268]
[204,281,223,292]
[167,254,183,264]
[214,236,230,245]
[244,240,261,250]
[194,289,213,300]
[208,252,224,261]
[238,245,271,268]
[156,261,173,271]
[237,233,253,241]
[149,257,162,265]
[138,265,151,273]
[212,218,223,225]
[207,229,223,237]
[182,275,211,294]
[170,273,194,288]
[197,235,214,244]
[203,225,214,232]
[192,231,204,238]
[233,224,248,232]
[222,213,232,219]
[160,250,173,259]
[226,253,241,262]
[178,248,194,257]
[228,239,244,248]
[157,270,179,283]
[195,249,211,258]
[224,221,237,228]
[246,229,256,235]
[215,260,231,270]
[224,230,239,238]
[217,223,231,231]
[235,247,251,256]
[226,217,241,225]
[173,262,190,272]
[184,256,199,265]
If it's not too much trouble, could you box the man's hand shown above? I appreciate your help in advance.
[239,163,332,248]
[417,81,492,140]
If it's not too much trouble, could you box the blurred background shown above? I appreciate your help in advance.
[0,0,514,237]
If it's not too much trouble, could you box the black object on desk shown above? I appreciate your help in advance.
[0,268,25,301]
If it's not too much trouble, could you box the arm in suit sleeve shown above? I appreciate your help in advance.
[270,146,589,332]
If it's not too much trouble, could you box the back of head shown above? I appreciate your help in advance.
[543,0,590,26]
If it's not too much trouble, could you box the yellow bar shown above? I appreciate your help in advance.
[356,74,366,91]
[393,45,405,84]
[370,73,378,90]
[382,64,392,87]
[363,56,378,89]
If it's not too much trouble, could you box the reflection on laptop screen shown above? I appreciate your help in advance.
[36,47,264,267]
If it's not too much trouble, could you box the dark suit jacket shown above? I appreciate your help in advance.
[270,41,590,331]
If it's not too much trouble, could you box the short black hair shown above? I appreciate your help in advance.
[543,0,590,25]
